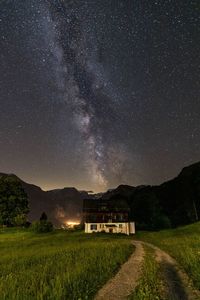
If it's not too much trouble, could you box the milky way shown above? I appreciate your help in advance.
[0,0,200,192]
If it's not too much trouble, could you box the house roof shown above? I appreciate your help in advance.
[83,198,130,213]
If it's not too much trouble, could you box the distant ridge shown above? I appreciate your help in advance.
[1,161,200,227]
[102,161,200,228]
[0,173,90,226]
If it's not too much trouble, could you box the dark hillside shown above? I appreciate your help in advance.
[0,173,90,226]
[1,162,200,228]
[102,162,200,229]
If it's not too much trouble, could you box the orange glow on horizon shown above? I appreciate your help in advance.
[65,220,80,227]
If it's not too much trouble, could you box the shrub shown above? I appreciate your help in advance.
[13,214,27,227]
[31,220,53,233]
[74,224,83,231]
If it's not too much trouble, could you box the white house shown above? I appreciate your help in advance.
[83,198,135,235]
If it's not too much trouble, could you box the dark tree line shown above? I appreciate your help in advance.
[0,175,53,232]
[0,175,29,226]
[108,162,200,230]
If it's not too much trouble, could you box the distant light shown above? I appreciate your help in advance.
[65,220,80,228]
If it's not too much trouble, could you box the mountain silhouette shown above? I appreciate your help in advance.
[1,161,200,228]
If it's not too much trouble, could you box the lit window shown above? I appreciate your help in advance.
[90,224,97,230]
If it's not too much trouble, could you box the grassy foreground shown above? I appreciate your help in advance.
[129,246,162,300]
[0,228,133,300]
[135,222,200,290]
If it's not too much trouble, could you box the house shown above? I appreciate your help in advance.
[83,198,135,235]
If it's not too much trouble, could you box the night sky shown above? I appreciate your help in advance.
[0,0,199,192]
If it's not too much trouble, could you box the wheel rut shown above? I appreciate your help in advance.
[94,241,144,300]
[143,241,200,300]
[94,240,200,300]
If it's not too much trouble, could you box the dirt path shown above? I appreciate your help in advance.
[94,241,144,300]
[94,240,200,300]
[142,241,200,300]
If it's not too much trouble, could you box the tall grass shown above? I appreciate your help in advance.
[0,229,133,300]
[135,222,200,290]
[129,246,162,300]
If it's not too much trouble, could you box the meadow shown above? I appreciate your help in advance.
[1,223,200,300]
[0,228,133,300]
[129,245,162,300]
[136,222,200,291]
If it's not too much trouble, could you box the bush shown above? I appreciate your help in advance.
[74,224,84,231]
[31,220,53,233]
[13,214,27,227]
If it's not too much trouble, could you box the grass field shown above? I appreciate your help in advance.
[135,222,200,291]
[129,245,162,300]
[0,228,133,300]
[1,223,200,300]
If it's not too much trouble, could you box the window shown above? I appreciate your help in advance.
[90,224,97,230]
[119,224,123,228]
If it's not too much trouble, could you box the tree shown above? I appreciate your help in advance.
[0,215,3,227]
[152,214,171,230]
[13,214,27,227]
[40,212,48,221]
[130,187,161,230]
[31,212,53,233]
[0,175,29,226]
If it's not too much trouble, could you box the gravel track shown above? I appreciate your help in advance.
[95,240,200,300]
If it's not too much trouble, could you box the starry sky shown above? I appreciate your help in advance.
[0,0,200,192]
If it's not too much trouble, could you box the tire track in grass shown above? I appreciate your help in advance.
[95,240,200,300]
[129,244,163,300]
[95,241,144,300]
[140,241,200,300]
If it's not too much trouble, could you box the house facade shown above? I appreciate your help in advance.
[83,198,135,235]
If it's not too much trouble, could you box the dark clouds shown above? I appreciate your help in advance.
[0,0,200,191]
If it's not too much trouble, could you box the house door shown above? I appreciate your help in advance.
[109,228,113,233]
